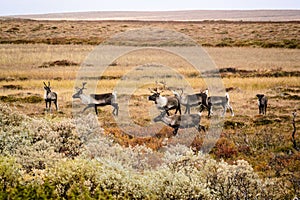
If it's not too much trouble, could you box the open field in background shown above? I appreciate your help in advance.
[0,19,300,198]
[10,10,300,21]
[1,19,299,48]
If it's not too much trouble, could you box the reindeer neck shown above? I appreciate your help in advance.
[79,93,92,104]
[156,96,168,107]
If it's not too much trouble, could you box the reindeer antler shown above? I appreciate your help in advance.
[148,87,157,94]
[82,82,87,89]
[43,82,48,87]
[179,88,184,96]
[48,81,51,87]
[155,80,167,93]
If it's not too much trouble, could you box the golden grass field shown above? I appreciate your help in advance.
[0,19,299,183]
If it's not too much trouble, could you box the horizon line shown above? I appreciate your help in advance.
[3,9,300,17]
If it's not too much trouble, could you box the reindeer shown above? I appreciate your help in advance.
[256,94,268,115]
[43,81,58,111]
[153,112,206,136]
[148,85,181,116]
[172,88,209,114]
[205,92,234,117]
[72,82,118,116]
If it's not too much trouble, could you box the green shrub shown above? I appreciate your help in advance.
[0,103,294,199]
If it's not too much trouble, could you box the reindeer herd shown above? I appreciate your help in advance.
[43,81,268,136]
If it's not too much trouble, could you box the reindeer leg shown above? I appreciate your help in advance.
[165,110,170,116]
[259,106,264,115]
[45,100,48,111]
[112,103,119,116]
[184,99,189,114]
[259,106,262,114]
[54,100,58,111]
[49,101,52,112]
[200,125,206,132]
[228,104,234,116]
[264,105,267,115]
[94,105,98,115]
[175,104,181,115]
[221,105,227,117]
[184,105,189,114]
[173,127,179,136]
[82,104,93,113]
[207,104,213,118]
[116,104,119,116]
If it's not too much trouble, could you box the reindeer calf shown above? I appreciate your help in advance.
[256,94,268,115]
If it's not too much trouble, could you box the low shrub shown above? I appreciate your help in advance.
[0,103,295,199]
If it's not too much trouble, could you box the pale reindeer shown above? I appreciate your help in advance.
[203,90,234,117]
[153,111,206,136]
[72,82,119,116]
[172,88,209,114]
[43,81,58,111]
[148,82,181,116]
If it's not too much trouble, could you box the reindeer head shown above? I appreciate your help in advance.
[72,82,87,98]
[148,88,160,102]
[147,81,163,102]
[256,94,267,106]
[171,87,184,99]
[43,82,52,93]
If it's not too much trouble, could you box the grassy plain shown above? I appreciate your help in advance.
[0,19,300,197]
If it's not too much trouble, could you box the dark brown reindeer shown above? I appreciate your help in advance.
[172,88,209,114]
[153,111,206,136]
[72,82,119,116]
[43,81,58,111]
[256,94,268,115]
[148,83,181,116]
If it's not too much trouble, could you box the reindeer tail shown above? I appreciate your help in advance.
[225,92,230,101]
[112,91,117,102]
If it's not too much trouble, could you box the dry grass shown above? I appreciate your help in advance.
[1,19,299,48]
[0,44,299,118]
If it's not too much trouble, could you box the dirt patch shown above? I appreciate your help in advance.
[2,84,23,90]
[272,93,300,101]
[38,59,78,68]
[0,93,43,103]
[0,77,28,82]
[253,117,274,126]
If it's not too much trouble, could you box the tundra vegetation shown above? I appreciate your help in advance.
[0,19,299,199]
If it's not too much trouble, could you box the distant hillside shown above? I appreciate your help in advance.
[9,10,300,21]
